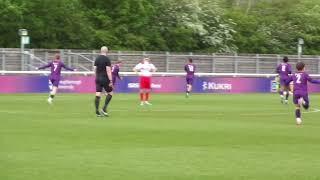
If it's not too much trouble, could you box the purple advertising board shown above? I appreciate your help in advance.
[1,75,320,93]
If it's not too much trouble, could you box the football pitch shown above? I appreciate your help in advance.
[1,93,320,180]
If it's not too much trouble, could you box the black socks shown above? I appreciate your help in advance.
[295,109,301,118]
[95,95,113,114]
[103,94,113,112]
[285,91,289,100]
[95,96,101,113]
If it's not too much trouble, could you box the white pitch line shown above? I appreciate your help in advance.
[1,108,319,117]
[240,108,320,116]
[306,108,320,114]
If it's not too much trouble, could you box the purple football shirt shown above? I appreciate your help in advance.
[290,72,320,95]
[111,64,121,85]
[276,63,292,80]
[38,60,74,80]
[112,64,120,79]
[185,63,196,78]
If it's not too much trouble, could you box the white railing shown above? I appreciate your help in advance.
[2,48,320,73]
[1,71,320,77]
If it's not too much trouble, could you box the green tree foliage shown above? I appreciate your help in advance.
[81,0,155,50]
[145,0,236,52]
[227,0,300,54]
[226,0,320,54]
[23,0,94,49]
[0,0,25,46]
[289,0,320,54]
[0,0,320,54]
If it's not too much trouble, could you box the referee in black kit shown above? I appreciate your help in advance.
[94,46,113,117]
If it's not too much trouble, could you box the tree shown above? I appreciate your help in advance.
[289,0,320,54]
[0,0,320,54]
[0,0,25,47]
[226,0,302,54]
[152,0,236,52]
[22,0,94,48]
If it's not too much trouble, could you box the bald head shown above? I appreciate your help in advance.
[100,46,108,54]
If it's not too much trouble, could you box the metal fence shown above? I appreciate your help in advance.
[1,48,320,74]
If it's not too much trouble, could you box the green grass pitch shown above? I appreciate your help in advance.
[1,93,320,180]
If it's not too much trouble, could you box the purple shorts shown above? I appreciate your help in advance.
[50,78,60,87]
[112,77,117,86]
[293,93,309,105]
[186,77,194,85]
[280,78,290,86]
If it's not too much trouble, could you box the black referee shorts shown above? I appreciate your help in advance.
[95,77,113,93]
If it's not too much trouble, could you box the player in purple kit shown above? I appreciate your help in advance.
[112,61,122,86]
[184,58,196,97]
[37,54,76,104]
[287,62,320,125]
[276,56,292,104]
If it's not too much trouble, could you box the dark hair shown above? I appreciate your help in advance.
[188,58,193,63]
[283,56,289,63]
[296,62,305,71]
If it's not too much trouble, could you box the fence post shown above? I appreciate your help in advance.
[166,52,170,72]
[234,53,238,73]
[256,54,260,73]
[189,52,193,64]
[60,49,64,61]
[2,48,5,70]
[21,50,24,71]
[117,50,121,61]
[92,50,96,69]
[212,53,215,73]
[277,55,281,65]
[92,50,95,61]
[142,51,146,58]
[75,54,79,68]
[318,56,320,74]
[30,49,34,70]
[68,50,72,67]
[45,51,48,62]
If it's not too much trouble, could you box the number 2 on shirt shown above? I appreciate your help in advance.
[295,74,302,84]
[281,65,286,72]
[188,65,194,72]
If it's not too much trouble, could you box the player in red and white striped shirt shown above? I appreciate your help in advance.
[133,58,157,105]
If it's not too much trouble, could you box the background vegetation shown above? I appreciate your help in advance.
[0,0,319,54]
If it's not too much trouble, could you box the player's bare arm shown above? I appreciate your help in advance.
[152,67,157,72]
[133,67,138,74]
[93,66,97,76]
[37,63,51,70]
[106,66,113,87]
